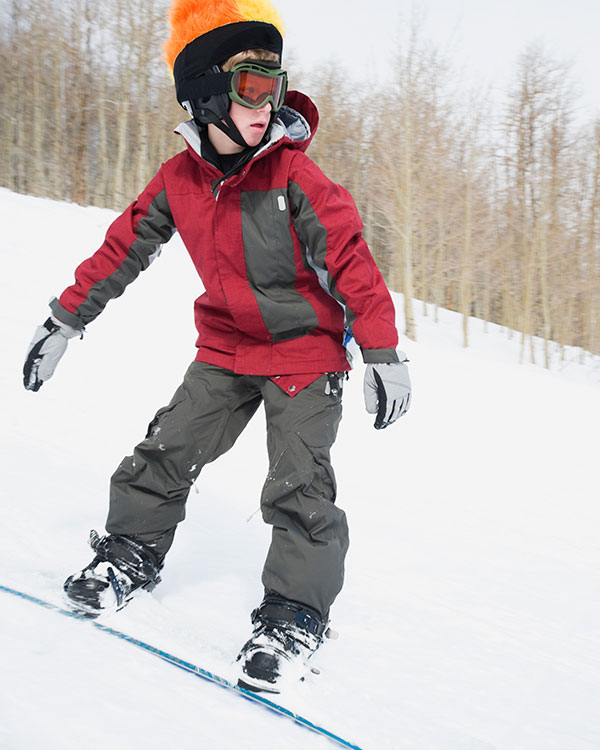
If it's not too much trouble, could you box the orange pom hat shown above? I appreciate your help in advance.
[164,0,285,71]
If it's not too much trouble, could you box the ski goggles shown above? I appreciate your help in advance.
[228,61,288,112]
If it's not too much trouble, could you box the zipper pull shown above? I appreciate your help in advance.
[212,178,225,200]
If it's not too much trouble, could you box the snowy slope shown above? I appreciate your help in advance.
[1,187,599,750]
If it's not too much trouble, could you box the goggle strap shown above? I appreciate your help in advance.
[176,71,232,104]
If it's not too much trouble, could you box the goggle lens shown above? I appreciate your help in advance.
[230,64,287,111]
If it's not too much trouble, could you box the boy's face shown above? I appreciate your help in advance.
[228,100,272,148]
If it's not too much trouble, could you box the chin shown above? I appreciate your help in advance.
[245,135,263,147]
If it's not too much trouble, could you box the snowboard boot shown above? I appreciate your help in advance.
[236,594,330,693]
[63,530,162,617]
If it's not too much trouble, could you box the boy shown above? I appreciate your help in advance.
[23,0,411,693]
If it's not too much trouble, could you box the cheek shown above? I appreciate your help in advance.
[229,102,251,128]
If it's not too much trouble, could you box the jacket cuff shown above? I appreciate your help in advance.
[49,297,84,331]
[361,348,400,364]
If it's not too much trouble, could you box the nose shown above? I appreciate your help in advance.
[258,101,272,113]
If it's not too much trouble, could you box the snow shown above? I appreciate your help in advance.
[1,186,600,749]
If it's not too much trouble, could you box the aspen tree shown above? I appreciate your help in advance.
[585,122,600,354]
[503,44,574,363]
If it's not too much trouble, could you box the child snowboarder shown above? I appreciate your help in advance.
[23,0,411,693]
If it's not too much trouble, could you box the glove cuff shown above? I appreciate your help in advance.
[49,297,84,332]
[361,348,400,364]
[47,315,82,340]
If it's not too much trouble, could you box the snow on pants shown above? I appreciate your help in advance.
[106,362,349,618]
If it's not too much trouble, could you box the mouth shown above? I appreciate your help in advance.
[250,121,268,130]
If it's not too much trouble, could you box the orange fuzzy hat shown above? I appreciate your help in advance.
[164,0,285,71]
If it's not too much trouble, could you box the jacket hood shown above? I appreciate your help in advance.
[276,90,319,152]
[175,89,319,163]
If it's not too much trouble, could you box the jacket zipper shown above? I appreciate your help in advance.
[213,179,225,200]
[213,168,247,201]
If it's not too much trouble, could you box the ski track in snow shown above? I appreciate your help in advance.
[1,187,600,750]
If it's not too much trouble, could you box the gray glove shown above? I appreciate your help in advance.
[23,316,81,392]
[363,353,411,429]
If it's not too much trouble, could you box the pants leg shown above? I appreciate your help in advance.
[260,374,349,620]
[106,362,262,558]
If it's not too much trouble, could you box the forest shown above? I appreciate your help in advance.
[2,0,599,364]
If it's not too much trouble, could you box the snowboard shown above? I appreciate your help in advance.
[0,583,362,749]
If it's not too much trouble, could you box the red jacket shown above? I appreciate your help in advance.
[51,91,399,382]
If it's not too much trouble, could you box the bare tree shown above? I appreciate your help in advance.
[502,43,576,363]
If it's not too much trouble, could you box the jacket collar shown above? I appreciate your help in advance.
[174,90,318,167]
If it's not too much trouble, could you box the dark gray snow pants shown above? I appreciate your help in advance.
[106,362,349,618]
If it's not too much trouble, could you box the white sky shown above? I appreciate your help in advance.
[276,0,600,122]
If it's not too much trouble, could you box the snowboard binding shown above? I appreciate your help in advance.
[63,530,162,617]
[236,594,335,693]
